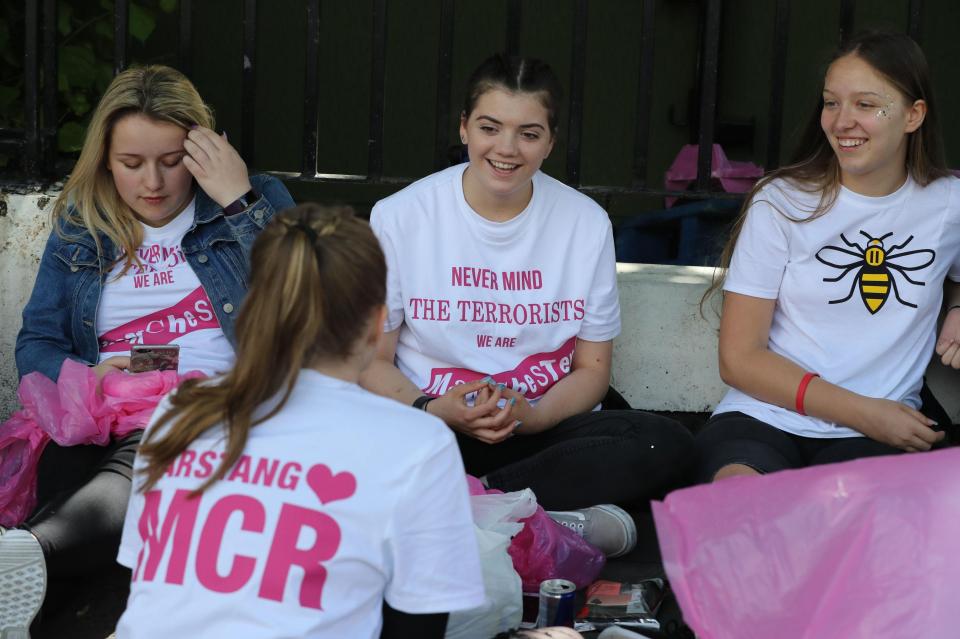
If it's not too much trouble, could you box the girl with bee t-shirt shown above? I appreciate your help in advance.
[362,54,695,558]
[696,31,960,482]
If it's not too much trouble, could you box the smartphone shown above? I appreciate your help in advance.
[129,344,180,373]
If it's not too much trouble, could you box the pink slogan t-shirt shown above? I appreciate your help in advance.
[370,164,620,403]
[96,199,234,375]
[116,371,484,639]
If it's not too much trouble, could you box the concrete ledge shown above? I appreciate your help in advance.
[2,187,960,424]
[612,263,724,412]
[1,189,56,421]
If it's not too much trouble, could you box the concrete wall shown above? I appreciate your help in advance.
[1,188,56,421]
[612,263,725,412]
[2,187,960,423]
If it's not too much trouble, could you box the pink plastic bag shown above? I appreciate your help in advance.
[466,476,605,592]
[664,144,763,207]
[652,448,960,639]
[0,359,203,526]
[0,412,51,527]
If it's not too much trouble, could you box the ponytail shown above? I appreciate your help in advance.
[137,204,387,494]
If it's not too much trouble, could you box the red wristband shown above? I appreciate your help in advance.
[795,372,820,416]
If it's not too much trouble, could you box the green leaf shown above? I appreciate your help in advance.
[96,64,114,94]
[57,2,74,36]
[129,4,156,43]
[58,45,98,91]
[59,121,87,152]
[65,91,90,117]
[159,0,178,13]
[95,18,112,40]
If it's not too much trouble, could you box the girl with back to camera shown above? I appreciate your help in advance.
[362,53,695,557]
[697,30,960,483]
[2,65,293,635]
[115,204,484,638]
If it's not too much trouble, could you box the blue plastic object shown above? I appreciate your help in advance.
[614,198,743,266]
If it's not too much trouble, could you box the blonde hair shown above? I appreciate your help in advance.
[137,204,387,495]
[54,65,214,272]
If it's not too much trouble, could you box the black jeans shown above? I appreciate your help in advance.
[456,409,694,510]
[695,383,952,483]
[22,430,142,579]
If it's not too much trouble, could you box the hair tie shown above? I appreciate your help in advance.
[294,220,319,244]
[293,220,323,270]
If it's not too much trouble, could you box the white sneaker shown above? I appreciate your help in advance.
[547,504,637,558]
[0,530,46,639]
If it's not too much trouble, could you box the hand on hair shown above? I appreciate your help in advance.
[92,356,130,390]
[935,306,960,369]
[854,397,943,452]
[182,126,253,209]
[426,378,519,444]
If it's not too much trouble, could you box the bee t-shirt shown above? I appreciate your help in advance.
[715,175,960,438]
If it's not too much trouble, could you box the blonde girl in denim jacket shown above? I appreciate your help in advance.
[3,65,292,636]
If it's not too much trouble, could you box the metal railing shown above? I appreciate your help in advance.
[7,0,929,203]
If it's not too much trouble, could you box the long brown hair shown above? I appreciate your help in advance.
[137,204,387,494]
[54,65,214,273]
[703,30,948,309]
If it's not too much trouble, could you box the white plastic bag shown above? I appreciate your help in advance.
[445,489,537,639]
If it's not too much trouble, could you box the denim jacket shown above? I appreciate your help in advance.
[15,174,294,381]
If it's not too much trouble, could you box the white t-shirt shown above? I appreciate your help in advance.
[116,370,484,639]
[370,163,620,401]
[96,199,235,376]
[715,176,960,438]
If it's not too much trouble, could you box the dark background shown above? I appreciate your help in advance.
[4,0,959,224]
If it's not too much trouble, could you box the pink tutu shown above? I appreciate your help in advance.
[0,359,203,526]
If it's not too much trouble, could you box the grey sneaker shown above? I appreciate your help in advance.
[547,504,637,558]
[0,530,46,639]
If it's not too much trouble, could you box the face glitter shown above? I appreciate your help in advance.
[876,93,896,119]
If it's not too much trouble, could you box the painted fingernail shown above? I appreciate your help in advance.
[497,383,505,390]
[509,398,516,406]
[481,375,493,383]
[222,130,228,141]
[513,420,522,428]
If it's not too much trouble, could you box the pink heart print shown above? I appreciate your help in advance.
[306,464,357,505]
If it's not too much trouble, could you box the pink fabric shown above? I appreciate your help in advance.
[652,449,960,639]
[664,144,763,207]
[467,475,605,592]
[0,359,203,526]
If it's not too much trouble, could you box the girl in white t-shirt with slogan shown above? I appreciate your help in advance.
[115,204,484,638]
[363,54,695,557]
[697,31,960,482]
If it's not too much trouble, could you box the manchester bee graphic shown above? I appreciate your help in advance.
[814,231,935,314]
